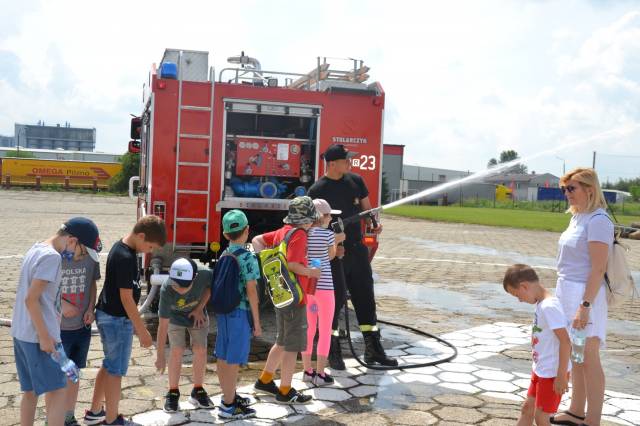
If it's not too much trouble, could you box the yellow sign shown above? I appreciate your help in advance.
[1,158,122,188]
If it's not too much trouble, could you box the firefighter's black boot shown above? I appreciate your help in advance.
[328,335,346,370]
[363,330,398,367]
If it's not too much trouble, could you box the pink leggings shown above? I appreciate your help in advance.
[303,290,335,357]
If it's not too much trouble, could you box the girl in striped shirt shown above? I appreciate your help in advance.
[302,199,345,386]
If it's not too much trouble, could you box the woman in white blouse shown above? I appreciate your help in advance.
[551,168,613,426]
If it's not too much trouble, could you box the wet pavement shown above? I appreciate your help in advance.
[0,191,639,425]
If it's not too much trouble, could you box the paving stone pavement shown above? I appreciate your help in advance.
[0,190,638,425]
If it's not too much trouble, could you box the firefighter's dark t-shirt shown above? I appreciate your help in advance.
[96,239,141,318]
[308,172,369,244]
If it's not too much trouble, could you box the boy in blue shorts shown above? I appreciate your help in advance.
[216,210,262,419]
[86,215,166,426]
[11,217,101,426]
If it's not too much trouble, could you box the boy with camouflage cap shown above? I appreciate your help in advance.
[251,196,321,404]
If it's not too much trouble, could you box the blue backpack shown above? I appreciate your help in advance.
[210,248,247,314]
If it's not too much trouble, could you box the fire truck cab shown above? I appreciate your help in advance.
[131,49,384,277]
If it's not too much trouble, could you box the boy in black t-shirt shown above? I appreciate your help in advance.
[85,216,166,426]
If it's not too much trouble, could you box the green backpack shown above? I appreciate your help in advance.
[257,228,305,309]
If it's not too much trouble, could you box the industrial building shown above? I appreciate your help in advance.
[13,122,96,151]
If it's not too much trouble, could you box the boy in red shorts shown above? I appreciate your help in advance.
[503,264,571,426]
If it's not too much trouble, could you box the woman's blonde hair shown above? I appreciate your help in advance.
[559,167,608,214]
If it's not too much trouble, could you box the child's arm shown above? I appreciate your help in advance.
[120,288,153,348]
[246,280,261,337]
[289,262,321,279]
[188,288,210,328]
[252,235,266,252]
[155,317,169,373]
[25,279,56,353]
[553,327,571,395]
[83,278,98,325]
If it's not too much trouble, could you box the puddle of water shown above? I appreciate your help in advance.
[376,280,639,337]
[401,237,557,267]
[376,280,531,318]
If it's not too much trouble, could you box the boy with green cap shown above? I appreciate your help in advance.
[216,210,262,419]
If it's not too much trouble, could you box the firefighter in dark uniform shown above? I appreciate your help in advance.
[307,144,397,369]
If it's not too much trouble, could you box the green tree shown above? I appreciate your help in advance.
[630,185,640,202]
[497,150,527,174]
[109,152,140,193]
[381,172,390,204]
[4,150,36,158]
[487,158,498,168]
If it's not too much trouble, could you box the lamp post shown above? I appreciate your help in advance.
[555,155,565,176]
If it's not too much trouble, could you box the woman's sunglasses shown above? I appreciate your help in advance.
[560,185,577,194]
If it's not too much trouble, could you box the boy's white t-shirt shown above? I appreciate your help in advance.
[11,242,63,343]
[532,296,570,378]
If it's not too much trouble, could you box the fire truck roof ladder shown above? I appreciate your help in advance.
[172,50,214,252]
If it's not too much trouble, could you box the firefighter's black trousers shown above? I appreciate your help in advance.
[331,241,377,330]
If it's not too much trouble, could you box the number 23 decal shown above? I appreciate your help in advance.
[351,155,376,170]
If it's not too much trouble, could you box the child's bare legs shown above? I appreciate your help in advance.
[65,378,79,417]
[261,344,285,380]
[168,346,184,389]
[217,360,239,405]
[44,387,67,426]
[104,372,122,423]
[302,353,313,373]
[192,344,207,387]
[516,396,535,426]
[20,391,38,426]
[279,351,297,388]
[90,367,106,413]
[534,408,553,426]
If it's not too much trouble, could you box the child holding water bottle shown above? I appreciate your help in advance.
[11,217,101,426]
[503,264,572,426]
[301,199,345,386]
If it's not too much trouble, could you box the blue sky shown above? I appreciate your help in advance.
[1,0,639,182]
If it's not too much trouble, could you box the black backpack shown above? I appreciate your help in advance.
[210,248,248,314]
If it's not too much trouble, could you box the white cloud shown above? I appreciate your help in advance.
[0,0,639,180]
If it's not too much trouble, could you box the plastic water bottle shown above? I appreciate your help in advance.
[307,259,322,295]
[50,343,79,383]
[571,328,587,364]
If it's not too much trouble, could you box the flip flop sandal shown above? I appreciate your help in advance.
[549,410,586,426]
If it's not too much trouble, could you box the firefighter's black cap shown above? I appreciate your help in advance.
[321,144,358,162]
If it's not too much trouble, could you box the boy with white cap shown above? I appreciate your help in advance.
[156,257,214,413]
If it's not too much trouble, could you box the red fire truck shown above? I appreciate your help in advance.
[130,49,384,276]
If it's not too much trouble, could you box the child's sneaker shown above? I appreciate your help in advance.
[83,408,106,425]
[103,415,140,426]
[163,390,180,413]
[64,415,80,426]
[313,372,335,386]
[218,402,257,419]
[302,369,316,382]
[189,387,214,409]
[234,393,251,407]
[253,379,279,395]
[275,388,312,404]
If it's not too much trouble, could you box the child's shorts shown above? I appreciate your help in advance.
[168,320,209,348]
[527,371,565,413]
[96,310,133,377]
[61,326,92,368]
[14,338,67,396]
[215,308,251,365]
[275,303,307,352]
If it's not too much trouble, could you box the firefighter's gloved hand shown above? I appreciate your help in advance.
[371,222,383,234]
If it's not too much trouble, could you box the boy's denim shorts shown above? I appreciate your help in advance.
[14,338,67,396]
[96,310,133,376]
[61,326,92,368]
[215,308,251,365]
